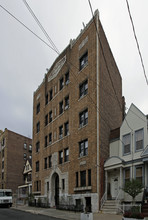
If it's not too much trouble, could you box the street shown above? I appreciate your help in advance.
[0,208,64,220]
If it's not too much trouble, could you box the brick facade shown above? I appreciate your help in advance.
[0,129,32,193]
[32,10,123,212]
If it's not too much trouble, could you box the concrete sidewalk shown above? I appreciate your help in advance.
[12,205,122,220]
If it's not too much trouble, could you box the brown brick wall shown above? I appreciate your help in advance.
[98,21,123,202]
[32,12,123,211]
[0,129,32,193]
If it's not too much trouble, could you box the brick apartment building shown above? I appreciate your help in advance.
[0,128,32,193]
[32,10,124,212]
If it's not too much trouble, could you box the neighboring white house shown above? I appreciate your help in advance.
[104,103,148,203]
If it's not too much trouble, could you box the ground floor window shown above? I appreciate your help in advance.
[135,166,143,184]
[124,167,130,184]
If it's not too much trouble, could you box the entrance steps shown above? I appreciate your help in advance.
[101,200,117,214]
[142,202,148,217]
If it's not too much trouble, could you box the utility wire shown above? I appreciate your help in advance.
[126,0,148,86]
[0,4,58,54]
[2,2,143,135]
[88,0,133,133]
[22,0,60,55]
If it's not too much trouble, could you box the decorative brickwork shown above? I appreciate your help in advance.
[32,10,123,212]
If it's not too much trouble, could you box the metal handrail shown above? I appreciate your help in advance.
[100,192,107,210]
[116,189,124,213]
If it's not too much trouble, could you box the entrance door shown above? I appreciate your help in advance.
[111,177,118,199]
[85,197,91,212]
[55,174,59,206]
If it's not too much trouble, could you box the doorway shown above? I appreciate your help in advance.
[111,177,118,199]
[55,174,59,206]
[85,197,91,212]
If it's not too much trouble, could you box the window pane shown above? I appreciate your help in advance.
[79,52,88,70]
[135,129,143,151]
[123,134,131,154]
[80,170,86,187]
[136,167,142,184]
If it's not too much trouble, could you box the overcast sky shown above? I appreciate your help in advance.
[0,0,148,138]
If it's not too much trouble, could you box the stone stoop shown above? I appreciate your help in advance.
[101,200,117,214]
[142,202,148,217]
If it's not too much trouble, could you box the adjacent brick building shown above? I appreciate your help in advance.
[0,128,32,193]
[32,10,124,212]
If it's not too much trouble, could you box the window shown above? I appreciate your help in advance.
[50,89,53,101]
[65,71,69,85]
[49,133,52,145]
[34,180,41,192]
[48,156,52,168]
[62,179,65,190]
[2,161,4,169]
[59,151,63,164]
[47,182,49,192]
[36,161,39,172]
[2,138,5,146]
[125,168,130,184]
[29,145,32,152]
[36,122,40,133]
[36,141,40,153]
[49,111,52,123]
[36,103,40,114]
[29,155,32,160]
[45,114,48,126]
[80,170,86,187]
[44,157,47,169]
[59,125,63,139]
[76,172,79,187]
[59,101,64,114]
[88,169,91,186]
[64,121,69,136]
[135,166,143,184]
[79,51,88,70]
[60,77,64,90]
[2,172,4,180]
[79,109,88,127]
[45,135,48,147]
[2,150,4,158]
[79,139,88,157]
[79,80,88,98]
[123,133,131,155]
[64,148,69,162]
[65,95,69,110]
[24,153,27,160]
[135,129,144,151]
[24,143,27,150]
[45,93,48,105]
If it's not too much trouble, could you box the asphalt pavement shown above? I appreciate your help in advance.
[12,205,123,220]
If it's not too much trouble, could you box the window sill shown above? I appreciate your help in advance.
[79,63,88,73]
[74,186,92,192]
[78,124,88,130]
[135,148,143,153]
[78,94,88,102]
[123,152,131,156]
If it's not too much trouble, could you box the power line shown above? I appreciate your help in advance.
[22,0,60,55]
[88,0,133,133]
[0,4,58,54]
[126,0,148,86]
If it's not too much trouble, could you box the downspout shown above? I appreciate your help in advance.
[96,10,100,210]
